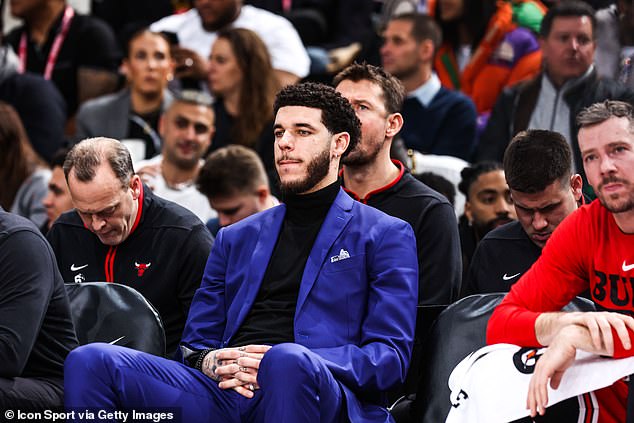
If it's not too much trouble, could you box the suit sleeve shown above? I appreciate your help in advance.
[178,228,227,357]
[0,230,56,376]
[487,209,589,347]
[311,219,418,394]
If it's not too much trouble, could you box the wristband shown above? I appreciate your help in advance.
[195,348,215,371]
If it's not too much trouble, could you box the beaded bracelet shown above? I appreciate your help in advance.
[195,348,215,372]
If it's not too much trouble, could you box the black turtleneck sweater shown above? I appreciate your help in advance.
[230,181,340,347]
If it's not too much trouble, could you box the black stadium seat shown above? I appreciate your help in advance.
[65,282,166,357]
[391,293,595,423]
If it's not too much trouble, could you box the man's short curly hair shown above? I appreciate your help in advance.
[273,82,361,158]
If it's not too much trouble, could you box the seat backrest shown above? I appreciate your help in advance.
[65,282,166,357]
[388,304,449,405]
[406,304,449,391]
[413,293,596,423]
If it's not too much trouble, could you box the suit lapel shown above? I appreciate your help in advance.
[295,189,353,315]
[225,206,286,338]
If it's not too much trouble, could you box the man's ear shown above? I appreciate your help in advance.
[166,56,175,82]
[130,175,142,199]
[209,124,216,143]
[464,200,473,224]
[419,39,435,62]
[386,112,404,138]
[121,59,130,80]
[333,132,350,157]
[202,125,214,151]
[255,185,269,203]
[570,174,583,202]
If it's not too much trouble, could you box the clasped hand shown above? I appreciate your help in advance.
[202,345,271,398]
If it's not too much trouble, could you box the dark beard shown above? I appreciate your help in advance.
[199,4,240,32]
[341,139,384,167]
[278,150,331,195]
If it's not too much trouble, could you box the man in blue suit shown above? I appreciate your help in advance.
[64,82,418,423]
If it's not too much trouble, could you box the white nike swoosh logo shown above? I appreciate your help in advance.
[623,261,634,272]
[502,272,521,281]
[70,264,88,271]
[109,336,125,345]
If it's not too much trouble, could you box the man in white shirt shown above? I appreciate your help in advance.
[136,90,216,222]
[150,0,309,87]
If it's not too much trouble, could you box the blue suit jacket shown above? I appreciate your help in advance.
[181,189,418,422]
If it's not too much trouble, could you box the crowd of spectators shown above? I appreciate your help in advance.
[2,0,634,421]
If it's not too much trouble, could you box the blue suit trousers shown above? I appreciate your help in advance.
[64,343,346,423]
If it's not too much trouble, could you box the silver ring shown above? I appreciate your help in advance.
[248,384,255,391]
[239,366,248,372]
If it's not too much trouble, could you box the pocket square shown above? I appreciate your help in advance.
[330,249,350,263]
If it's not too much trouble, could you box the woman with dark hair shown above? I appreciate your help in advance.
[432,0,546,116]
[207,27,280,178]
[0,101,50,228]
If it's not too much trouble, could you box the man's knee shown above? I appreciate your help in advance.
[261,343,313,368]
[65,343,121,378]
[259,343,322,388]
